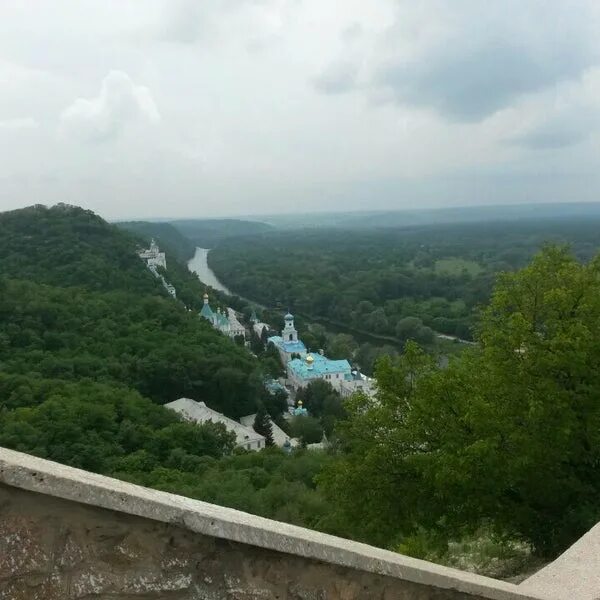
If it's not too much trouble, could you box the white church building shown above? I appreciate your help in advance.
[138,239,176,298]
[268,312,375,396]
[138,239,167,269]
[166,398,265,451]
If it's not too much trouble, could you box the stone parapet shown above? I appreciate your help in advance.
[0,447,551,599]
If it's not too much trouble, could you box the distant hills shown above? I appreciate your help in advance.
[251,202,600,230]
[117,218,275,260]
[117,221,196,262]
[169,219,275,248]
[117,203,600,253]
[0,204,161,294]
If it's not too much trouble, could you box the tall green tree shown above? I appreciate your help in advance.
[320,247,600,556]
[253,404,274,447]
[290,415,324,446]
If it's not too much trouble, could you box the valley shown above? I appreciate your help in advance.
[4,203,600,579]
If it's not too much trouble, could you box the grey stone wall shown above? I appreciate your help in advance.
[0,484,515,600]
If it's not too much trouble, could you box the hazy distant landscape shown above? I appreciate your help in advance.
[5,197,600,580]
[116,206,600,377]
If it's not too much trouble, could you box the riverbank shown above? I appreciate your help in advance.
[189,247,473,353]
[188,247,233,295]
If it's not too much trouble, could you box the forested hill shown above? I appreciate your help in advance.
[0,204,163,294]
[116,220,196,262]
[115,217,275,260]
[0,204,339,533]
[0,202,268,416]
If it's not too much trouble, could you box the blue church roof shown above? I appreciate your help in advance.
[288,353,351,381]
[217,311,229,328]
[200,303,214,320]
[265,379,287,396]
[268,335,307,354]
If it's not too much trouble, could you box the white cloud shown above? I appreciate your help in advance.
[0,59,53,87]
[59,70,160,143]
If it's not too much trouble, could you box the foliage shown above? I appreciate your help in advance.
[319,247,600,556]
[171,218,274,248]
[0,205,161,294]
[0,279,266,417]
[395,317,434,344]
[290,415,324,446]
[116,448,335,530]
[262,389,288,421]
[0,204,341,537]
[434,257,483,276]
[397,527,537,581]
[117,221,196,262]
[295,380,346,437]
[325,334,358,360]
[253,405,274,446]
[209,219,600,343]
[0,374,235,473]
[355,343,399,375]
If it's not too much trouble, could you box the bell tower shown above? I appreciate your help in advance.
[282,312,298,343]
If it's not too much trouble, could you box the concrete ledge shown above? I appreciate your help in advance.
[0,447,547,599]
[520,522,600,600]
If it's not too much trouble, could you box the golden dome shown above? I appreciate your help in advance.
[298,400,303,406]
[203,292,209,299]
[306,354,314,364]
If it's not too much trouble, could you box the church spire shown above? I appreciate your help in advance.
[282,310,298,343]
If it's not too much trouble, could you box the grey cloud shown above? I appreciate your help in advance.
[509,111,597,150]
[377,35,594,121]
[155,0,273,45]
[59,71,159,143]
[340,23,363,44]
[313,61,358,95]
[157,0,211,44]
[512,128,588,150]
[316,3,599,122]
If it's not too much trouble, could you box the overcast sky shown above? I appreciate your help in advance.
[1,1,600,220]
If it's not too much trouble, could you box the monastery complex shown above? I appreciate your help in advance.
[268,312,375,398]
[138,239,177,298]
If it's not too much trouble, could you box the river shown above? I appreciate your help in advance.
[188,247,233,295]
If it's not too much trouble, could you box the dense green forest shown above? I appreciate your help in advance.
[117,220,197,262]
[209,219,600,342]
[0,204,162,294]
[322,246,600,559]
[3,203,600,573]
[0,204,334,531]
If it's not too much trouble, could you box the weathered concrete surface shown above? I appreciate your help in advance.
[520,523,600,600]
[0,447,549,599]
